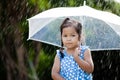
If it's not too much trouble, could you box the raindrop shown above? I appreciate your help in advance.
[100,59,103,63]
[109,63,112,69]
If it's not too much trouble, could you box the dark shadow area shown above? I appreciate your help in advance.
[92,50,120,80]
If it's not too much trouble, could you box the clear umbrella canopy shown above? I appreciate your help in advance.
[28,6,120,51]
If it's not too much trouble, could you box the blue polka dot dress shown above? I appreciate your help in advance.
[57,46,93,80]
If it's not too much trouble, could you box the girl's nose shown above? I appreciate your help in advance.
[66,37,71,41]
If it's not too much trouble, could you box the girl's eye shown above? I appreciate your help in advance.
[63,35,67,37]
[72,35,76,37]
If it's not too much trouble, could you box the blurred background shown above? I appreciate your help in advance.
[0,0,120,80]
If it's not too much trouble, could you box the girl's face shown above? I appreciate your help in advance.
[62,27,80,49]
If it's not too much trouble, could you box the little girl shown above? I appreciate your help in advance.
[51,18,94,80]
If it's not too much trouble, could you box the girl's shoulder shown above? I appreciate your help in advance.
[80,46,90,58]
[81,45,90,52]
[56,50,65,60]
[56,50,61,59]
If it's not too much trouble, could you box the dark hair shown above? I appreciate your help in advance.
[60,17,82,58]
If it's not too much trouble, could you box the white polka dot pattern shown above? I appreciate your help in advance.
[57,46,93,80]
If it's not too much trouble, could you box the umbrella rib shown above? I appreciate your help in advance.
[29,37,62,48]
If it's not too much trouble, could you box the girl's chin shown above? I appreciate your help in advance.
[66,46,77,49]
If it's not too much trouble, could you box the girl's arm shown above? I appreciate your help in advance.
[73,48,94,73]
[51,55,65,80]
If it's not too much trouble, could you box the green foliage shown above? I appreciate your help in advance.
[68,0,75,6]
[38,0,51,11]
[111,2,120,16]
[36,49,55,80]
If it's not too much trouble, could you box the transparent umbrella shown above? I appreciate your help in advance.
[27,5,120,51]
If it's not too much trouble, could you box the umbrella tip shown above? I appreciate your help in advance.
[83,0,86,6]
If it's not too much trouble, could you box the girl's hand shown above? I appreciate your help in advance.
[73,47,81,58]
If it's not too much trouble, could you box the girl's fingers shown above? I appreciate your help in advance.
[76,47,81,55]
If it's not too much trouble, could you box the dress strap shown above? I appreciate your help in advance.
[80,46,89,59]
[56,50,62,61]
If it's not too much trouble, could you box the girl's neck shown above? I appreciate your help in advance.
[66,47,76,55]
